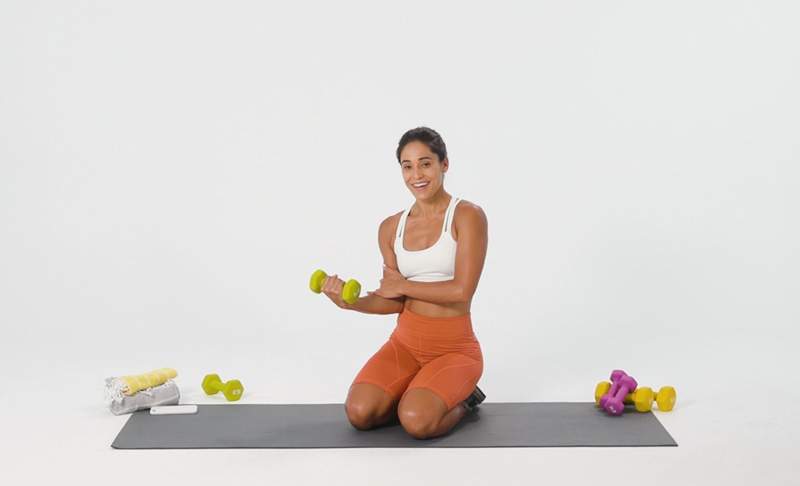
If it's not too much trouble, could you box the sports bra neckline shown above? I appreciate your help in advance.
[399,196,458,253]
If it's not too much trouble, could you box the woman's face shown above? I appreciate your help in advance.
[399,141,448,200]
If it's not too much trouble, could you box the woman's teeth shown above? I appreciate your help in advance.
[413,182,429,189]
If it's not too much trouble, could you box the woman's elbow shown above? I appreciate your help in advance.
[455,284,475,304]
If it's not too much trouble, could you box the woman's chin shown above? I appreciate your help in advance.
[411,186,437,199]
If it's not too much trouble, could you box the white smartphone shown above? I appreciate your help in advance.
[150,405,198,415]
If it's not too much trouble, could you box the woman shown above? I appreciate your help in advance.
[320,126,488,439]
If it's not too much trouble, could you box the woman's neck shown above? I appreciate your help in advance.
[412,190,451,218]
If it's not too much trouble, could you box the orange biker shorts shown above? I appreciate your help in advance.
[351,307,484,411]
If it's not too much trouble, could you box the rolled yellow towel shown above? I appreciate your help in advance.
[120,368,177,395]
[104,368,178,404]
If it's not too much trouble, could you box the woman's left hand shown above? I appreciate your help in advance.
[372,265,407,299]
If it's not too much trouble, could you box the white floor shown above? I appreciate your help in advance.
[3,337,796,486]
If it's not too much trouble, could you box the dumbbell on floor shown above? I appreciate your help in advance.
[603,373,637,416]
[630,385,677,412]
[595,381,677,412]
[598,370,628,410]
[202,374,244,401]
[309,269,362,305]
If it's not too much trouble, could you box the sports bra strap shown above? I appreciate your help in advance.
[396,196,459,240]
[442,197,459,234]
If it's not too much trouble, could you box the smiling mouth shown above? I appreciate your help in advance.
[412,182,429,189]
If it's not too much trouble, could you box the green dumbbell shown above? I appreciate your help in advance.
[202,374,244,401]
[309,269,362,305]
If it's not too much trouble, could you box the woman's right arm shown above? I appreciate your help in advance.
[346,213,405,315]
[345,293,404,314]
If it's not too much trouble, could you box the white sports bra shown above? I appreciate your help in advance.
[394,196,461,282]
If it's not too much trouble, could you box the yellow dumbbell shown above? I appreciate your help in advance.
[594,381,677,412]
[202,373,244,401]
[631,386,677,412]
[309,269,362,305]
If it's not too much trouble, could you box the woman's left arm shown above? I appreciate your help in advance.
[390,204,488,305]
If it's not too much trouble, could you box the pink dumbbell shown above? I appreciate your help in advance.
[602,370,638,416]
[598,370,627,410]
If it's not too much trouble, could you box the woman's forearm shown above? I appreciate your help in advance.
[346,293,405,315]
[400,279,465,305]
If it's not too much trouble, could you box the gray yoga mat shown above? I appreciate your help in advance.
[111,402,677,449]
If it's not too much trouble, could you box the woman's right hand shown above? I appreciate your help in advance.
[321,274,350,309]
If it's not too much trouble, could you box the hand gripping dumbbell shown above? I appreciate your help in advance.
[595,379,677,412]
[309,269,362,305]
[202,374,244,401]
[598,369,638,416]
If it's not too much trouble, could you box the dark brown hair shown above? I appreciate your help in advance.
[396,127,447,164]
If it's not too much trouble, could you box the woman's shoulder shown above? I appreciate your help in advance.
[380,210,404,228]
[378,210,405,241]
[454,199,486,219]
[452,199,487,236]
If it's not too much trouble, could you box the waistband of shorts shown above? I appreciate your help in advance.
[396,308,474,337]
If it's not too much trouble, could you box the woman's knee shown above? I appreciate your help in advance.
[345,383,394,430]
[345,400,378,430]
[398,405,442,439]
[397,390,445,439]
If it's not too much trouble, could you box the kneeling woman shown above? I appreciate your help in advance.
[320,127,488,439]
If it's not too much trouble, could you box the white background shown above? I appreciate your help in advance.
[1,1,797,484]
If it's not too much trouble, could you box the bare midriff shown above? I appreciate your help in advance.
[403,297,470,318]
